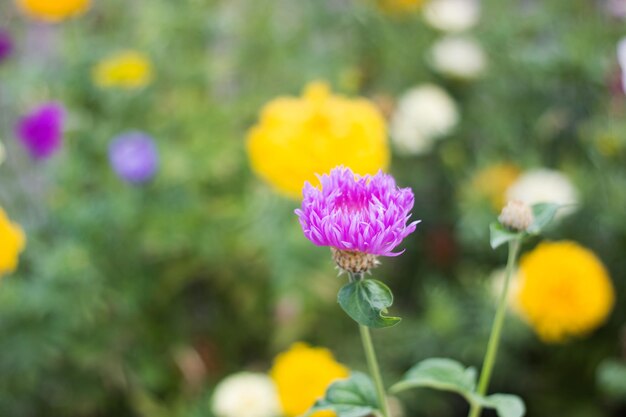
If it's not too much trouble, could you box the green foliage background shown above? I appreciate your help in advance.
[0,0,625,416]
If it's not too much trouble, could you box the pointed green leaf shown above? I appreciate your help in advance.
[489,222,522,250]
[338,279,401,328]
[527,203,560,235]
[390,358,477,401]
[481,394,525,417]
[307,372,379,417]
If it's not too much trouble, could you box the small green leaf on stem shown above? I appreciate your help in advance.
[480,394,525,417]
[338,279,401,328]
[390,358,477,401]
[527,203,560,235]
[307,372,379,417]
[489,223,522,250]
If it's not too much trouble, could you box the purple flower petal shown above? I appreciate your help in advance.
[0,28,13,63]
[109,131,159,184]
[296,166,420,257]
[15,102,65,160]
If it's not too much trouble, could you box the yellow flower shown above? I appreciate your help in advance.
[270,342,349,417]
[246,82,389,198]
[471,163,521,210]
[0,208,26,276]
[92,51,153,90]
[378,0,425,14]
[516,241,614,343]
[16,0,90,22]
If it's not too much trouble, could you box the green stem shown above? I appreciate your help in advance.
[359,324,391,417]
[467,239,521,417]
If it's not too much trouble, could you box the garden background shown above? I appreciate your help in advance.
[0,0,626,416]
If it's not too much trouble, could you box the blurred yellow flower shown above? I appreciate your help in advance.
[93,51,153,90]
[16,0,90,22]
[378,0,424,13]
[471,163,521,210]
[516,241,614,343]
[270,342,349,417]
[0,208,26,276]
[247,82,389,198]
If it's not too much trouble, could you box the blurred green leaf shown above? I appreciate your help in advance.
[390,358,477,400]
[308,372,379,417]
[527,203,560,235]
[489,223,522,250]
[480,394,526,417]
[597,359,626,399]
[338,279,401,328]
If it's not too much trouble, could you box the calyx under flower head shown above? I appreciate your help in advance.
[331,248,380,274]
[498,199,533,232]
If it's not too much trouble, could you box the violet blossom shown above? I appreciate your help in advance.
[15,102,65,160]
[109,131,159,184]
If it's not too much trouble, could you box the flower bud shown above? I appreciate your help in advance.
[498,200,534,232]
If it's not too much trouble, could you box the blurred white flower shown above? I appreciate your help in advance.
[0,140,5,167]
[212,372,280,417]
[423,0,480,33]
[430,36,487,79]
[390,84,459,155]
[506,169,579,215]
[617,37,626,92]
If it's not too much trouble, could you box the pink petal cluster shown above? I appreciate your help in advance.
[295,166,419,256]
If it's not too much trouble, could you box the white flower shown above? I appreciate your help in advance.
[212,372,280,417]
[617,37,626,92]
[423,0,480,33]
[390,84,459,155]
[430,36,487,79]
[506,169,579,216]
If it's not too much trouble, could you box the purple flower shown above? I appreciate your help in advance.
[0,29,13,63]
[109,131,158,184]
[15,102,65,160]
[295,166,419,257]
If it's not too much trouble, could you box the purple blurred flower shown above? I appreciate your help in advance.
[109,131,158,184]
[15,102,65,160]
[0,29,13,63]
[606,0,626,19]
[295,166,419,257]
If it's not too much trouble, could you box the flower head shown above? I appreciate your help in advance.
[498,200,533,232]
[16,0,90,22]
[0,208,26,277]
[0,29,13,63]
[15,102,65,160]
[247,81,389,198]
[296,166,418,271]
[109,131,159,184]
[212,372,280,417]
[270,342,349,417]
[390,84,459,155]
[430,35,487,79]
[93,51,153,90]
[515,241,615,343]
[423,0,480,32]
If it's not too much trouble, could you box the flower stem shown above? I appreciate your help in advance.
[467,238,521,417]
[359,324,391,417]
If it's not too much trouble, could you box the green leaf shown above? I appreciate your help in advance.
[481,394,526,417]
[338,279,401,328]
[597,359,626,399]
[390,358,477,401]
[307,372,379,417]
[527,203,560,235]
[489,222,522,250]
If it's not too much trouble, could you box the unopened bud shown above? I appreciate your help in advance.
[331,248,380,274]
[498,200,534,231]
